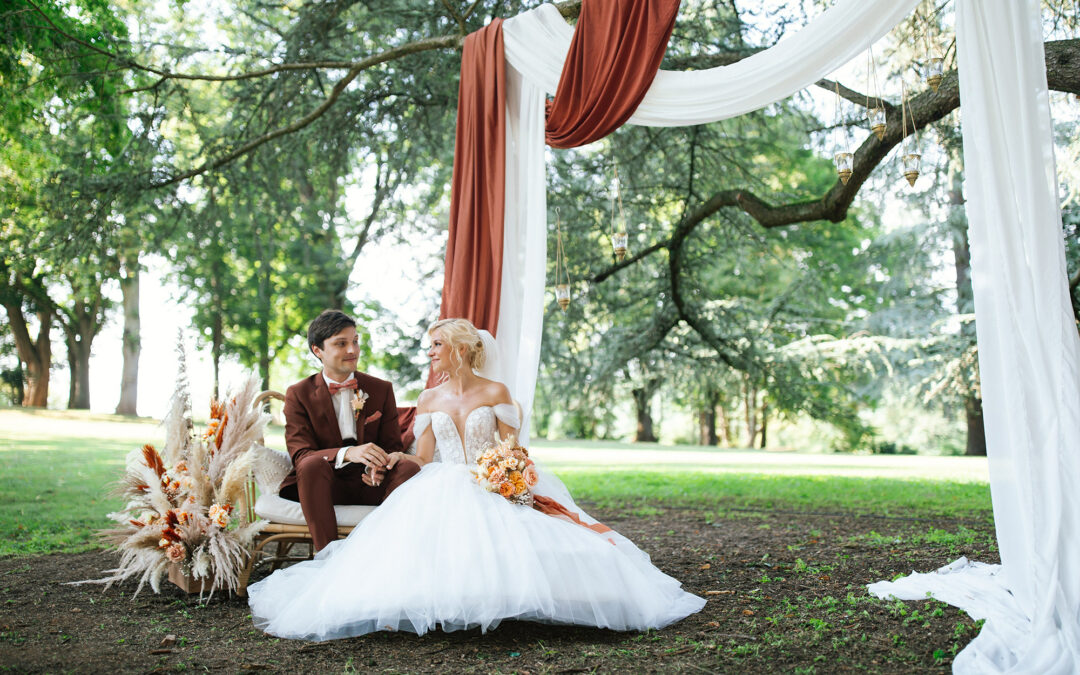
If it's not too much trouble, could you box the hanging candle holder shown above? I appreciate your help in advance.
[866,47,887,141]
[925,56,944,92]
[611,230,629,262]
[553,208,572,311]
[869,107,887,141]
[610,162,630,263]
[899,80,921,188]
[834,152,853,185]
[555,284,571,311]
[902,152,922,186]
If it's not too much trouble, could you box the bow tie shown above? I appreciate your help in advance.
[328,379,358,395]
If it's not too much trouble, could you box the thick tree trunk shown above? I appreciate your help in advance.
[632,386,658,443]
[964,395,987,456]
[698,387,720,446]
[66,330,92,409]
[717,401,731,447]
[115,260,140,415]
[950,157,987,457]
[3,302,51,407]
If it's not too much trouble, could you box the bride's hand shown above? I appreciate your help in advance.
[384,451,412,470]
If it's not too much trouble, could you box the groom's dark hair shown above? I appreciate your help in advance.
[308,309,357,354]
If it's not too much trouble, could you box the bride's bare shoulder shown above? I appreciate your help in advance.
[416,387,441,413]
[477,379,512,403]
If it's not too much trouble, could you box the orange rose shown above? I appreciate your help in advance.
[513,479,528,495]
[508,470,522,483]
[498,482,514,498]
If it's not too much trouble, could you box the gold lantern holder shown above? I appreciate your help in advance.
[866,47,887,141]
[553,209,571,311]
[831,81,852,185]
[610,162,629,262]
[902,152,922,187]
[900,80,921,187]
[834,152,853,185]
[925,56,944,92]
[921,6,944,93]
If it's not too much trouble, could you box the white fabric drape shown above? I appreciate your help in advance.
[870,1,1080,672]
[491,0,1080,671]
[492,60,548,443]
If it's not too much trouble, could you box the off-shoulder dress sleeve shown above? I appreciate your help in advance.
[492,403,520,430]
[413,412,432,438]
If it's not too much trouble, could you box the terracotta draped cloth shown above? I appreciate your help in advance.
[545,0,680,148]
[438,19,507,338]
[437,0,680,344]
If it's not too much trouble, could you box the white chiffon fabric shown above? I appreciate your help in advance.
[493,1,1080,672]
[248,405,705,641]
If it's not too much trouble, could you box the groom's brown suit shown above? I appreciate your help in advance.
[280,371,419,550]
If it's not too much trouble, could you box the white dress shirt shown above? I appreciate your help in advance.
[323,373,358,469]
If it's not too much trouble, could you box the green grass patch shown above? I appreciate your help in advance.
[555,469,992,519]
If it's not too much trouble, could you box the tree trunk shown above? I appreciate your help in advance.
[632,386,658,442]
[964,395,987,456]
[949,155,987,457]
[3,301,51,407]
[698,387,720,446]
[759,399,768,449]
[744,376,758,448]
[115,260,140,415]
[65,329,92,409]
[717,401,731,447]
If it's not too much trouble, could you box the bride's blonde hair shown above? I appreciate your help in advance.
[428,318,486,374]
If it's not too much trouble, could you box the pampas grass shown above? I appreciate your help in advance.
[72,356,270,600]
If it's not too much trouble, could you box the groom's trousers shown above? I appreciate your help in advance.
[279,449,420,551]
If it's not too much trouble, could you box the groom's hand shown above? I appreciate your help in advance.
[344,443,389,471]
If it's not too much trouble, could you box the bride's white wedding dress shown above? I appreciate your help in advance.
[247,404,705,641]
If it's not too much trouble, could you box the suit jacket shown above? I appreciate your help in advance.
[280,371,404,491]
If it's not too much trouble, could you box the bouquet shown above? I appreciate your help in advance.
[473,434,538,506]
[80,354,269,598]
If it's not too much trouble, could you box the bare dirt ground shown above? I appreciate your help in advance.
[0,504,995,674]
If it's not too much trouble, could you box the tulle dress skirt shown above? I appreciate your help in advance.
[247,462,705,641]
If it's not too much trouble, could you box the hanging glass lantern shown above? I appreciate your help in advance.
[834,152,853,185]
[869,107,886,141]
[611,231,628,262]
[555,284,570,311]
[902,152,921,187]
[925,56,944,92]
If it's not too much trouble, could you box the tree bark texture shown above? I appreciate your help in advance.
[3,301,51,407]
[115,260,140,415]
[632,385,658,443]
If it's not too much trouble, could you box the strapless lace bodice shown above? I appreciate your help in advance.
[414,404,519,465]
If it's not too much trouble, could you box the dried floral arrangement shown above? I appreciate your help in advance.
[80,356,270,597]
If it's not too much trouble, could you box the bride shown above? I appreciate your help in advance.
[247,318,705,641]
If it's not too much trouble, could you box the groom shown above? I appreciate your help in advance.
[279,309,419,551]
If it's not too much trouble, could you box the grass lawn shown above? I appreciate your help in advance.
[0,407,992,557]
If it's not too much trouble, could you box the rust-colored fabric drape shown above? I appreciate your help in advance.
[545,0,680,148]
[436,1,678,385]
[438,19,506,336]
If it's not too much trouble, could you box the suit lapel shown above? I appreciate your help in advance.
[313,373,344,447]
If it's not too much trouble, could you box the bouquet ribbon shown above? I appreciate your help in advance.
[533,495,613,539]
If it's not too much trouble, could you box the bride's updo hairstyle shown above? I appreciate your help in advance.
[428,318,486,374]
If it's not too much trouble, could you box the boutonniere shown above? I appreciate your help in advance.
[351,389,369,420]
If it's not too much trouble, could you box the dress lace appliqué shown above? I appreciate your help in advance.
[424,405,518,466]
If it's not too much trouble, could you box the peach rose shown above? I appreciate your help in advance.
[208,503,231,529]
[522,465,539,487]
[166,542,187,563]
[489,468,506,484]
